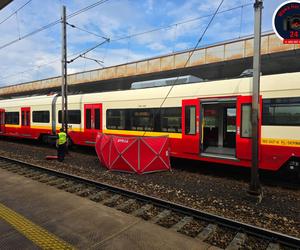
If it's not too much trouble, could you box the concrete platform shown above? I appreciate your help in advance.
[0,168,216,250]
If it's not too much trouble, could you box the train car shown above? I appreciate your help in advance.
[0,72,299,175]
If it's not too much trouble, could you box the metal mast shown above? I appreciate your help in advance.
[61,5,68,134]
[249,0,263,198]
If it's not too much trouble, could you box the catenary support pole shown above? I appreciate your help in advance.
[61,5,68,134]
[249,0,263,198]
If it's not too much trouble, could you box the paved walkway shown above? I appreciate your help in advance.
[0,168,218,250]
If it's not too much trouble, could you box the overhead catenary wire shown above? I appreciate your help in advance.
[0,45,102,82]
[0,0,32,26]
[66,0,110,19]
[0,0,111,51]
[66,22,108,40]
[0,58,61,82]
[0,39,110,82]
[1,1,252,83]
[66,21,109,65]
[58,2,253,44]
[15,12,21,40]
[67,39,110,64]
[110,2,252,42]
[80,55,105,67]
[239,0,245,38]
[64,2,253,66]
[158,0,225,109]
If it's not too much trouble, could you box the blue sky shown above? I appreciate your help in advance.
[0,0,286,86]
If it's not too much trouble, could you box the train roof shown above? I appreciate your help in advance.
[80,71,300,103]
[0,72,299,106]
[0,95,55,108]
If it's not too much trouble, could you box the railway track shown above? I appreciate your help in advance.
[0,155,299,250]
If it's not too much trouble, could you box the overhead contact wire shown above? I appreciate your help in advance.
[110,2,252,42]
[1,1,252,81]
[0,0,32,26]
[0,0,111,51]
[158,0,225,109]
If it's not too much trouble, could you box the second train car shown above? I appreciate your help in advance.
[0,72,299,174]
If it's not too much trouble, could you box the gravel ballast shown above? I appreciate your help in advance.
[0,138,299,238]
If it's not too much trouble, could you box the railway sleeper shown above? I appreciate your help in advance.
[225,232,247,250]
[10,166,23,173]
[17,169,32,175]
[170,216,193,232]
[24,172,40,178]
[16,169,32,175]
[42,176,60,184]
[89,191,108,202]
[76,187,97,197]
[1,163,17,169]
[151,209,171,224]
[47,178,66,186]
[56,181,75,189]
[116,199,136,211]
[31,173,50,180]
[65,184,86,193]
[196,223,218,241]
[132,204,153,216]
[0,157,298,250]
[39,176,57,183]
[266,242,281,250]
[0,164,10,169]
[102,194,121,206]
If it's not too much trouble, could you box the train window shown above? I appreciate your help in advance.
[95,109,101,129]
[241,104,252,138]
[21,111,30,126]
[68,110,81,124]
[33,111,50,123]
[106,110,126,130]
[5,112,19,125]
[26,111,30,126]
[160,108,182,133]
[185,106,196,135]
[226,108,236,132]
[58,110,81,124]
[86,109,91,129]
[131,109,154,131]
[263,98,300,126]
[21,111,25,126]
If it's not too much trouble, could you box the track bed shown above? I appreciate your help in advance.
[0,138,299,239]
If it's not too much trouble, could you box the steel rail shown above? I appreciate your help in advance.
[0,155,299,249]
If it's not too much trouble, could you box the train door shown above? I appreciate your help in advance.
[0,109,5,134]
[84,103,102,144]
[182,99,200,154]
[200,98,237,159]
[236,96,262,161]
[21,107,31,136]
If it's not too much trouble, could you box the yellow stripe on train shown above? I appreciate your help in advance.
[103,129,182,139]
[261,138,300,147]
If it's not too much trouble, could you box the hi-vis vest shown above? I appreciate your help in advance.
[58,132,67,145]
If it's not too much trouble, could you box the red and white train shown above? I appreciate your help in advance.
[0,72,299,174]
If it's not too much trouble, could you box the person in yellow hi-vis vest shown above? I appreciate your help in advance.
[56,128,67,162]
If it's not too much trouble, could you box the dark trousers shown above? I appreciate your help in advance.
[57,143,66,162]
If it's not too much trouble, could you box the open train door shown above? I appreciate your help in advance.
[0,109,5,134]
[236,95,262,161]
[21,107,31,136]
[84,103,102,145]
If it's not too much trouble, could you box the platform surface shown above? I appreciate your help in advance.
[0,168,216,250]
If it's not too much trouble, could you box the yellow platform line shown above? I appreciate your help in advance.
[0,203,75,250]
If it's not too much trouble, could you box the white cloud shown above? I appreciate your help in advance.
[0,0,285,87]
[147,42,168,52]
